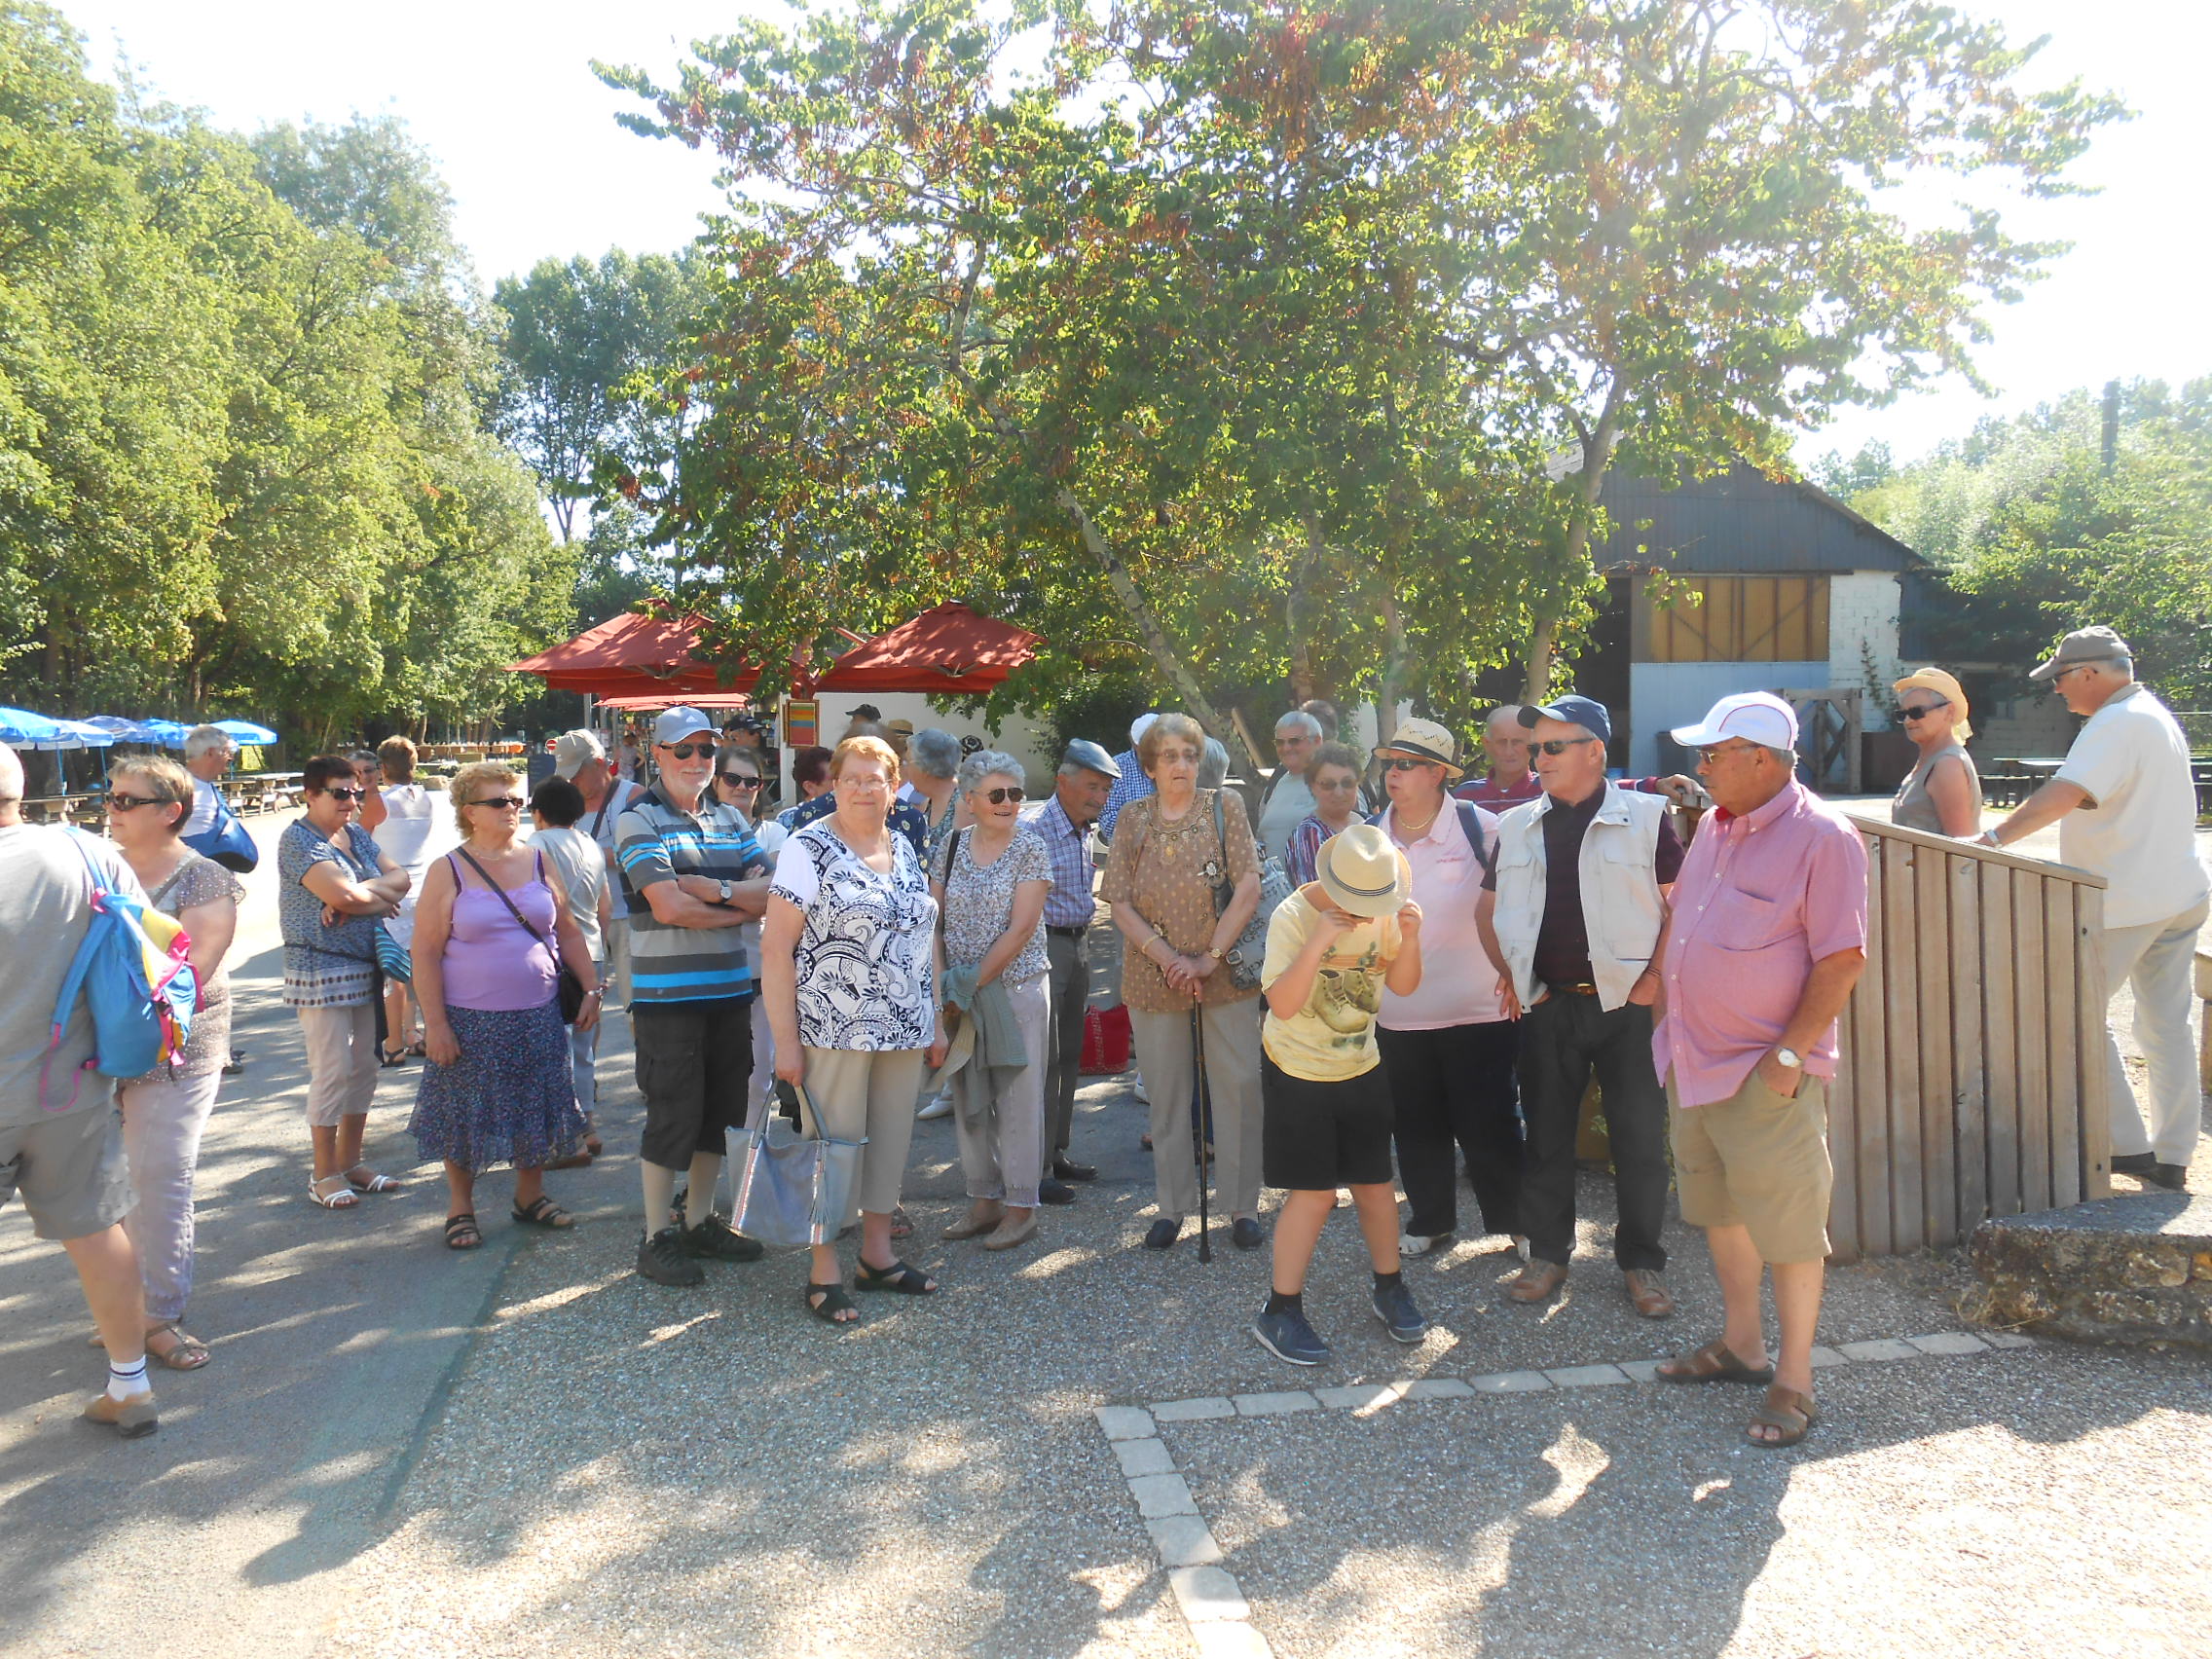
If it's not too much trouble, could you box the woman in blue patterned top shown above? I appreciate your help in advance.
[763,735,943,1325]
[278,754,412,1211]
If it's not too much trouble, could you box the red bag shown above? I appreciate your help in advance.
[1079,1006,1105,1073]
[1098,1003,1132,1073]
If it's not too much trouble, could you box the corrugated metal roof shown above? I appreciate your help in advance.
[1591,463,1922,575]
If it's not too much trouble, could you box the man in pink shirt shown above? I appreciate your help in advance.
[1649,692,1866,1450]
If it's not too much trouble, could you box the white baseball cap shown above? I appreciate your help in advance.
[1670,691,1798,752]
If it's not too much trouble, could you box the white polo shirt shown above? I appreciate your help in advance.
[1376,800,1506,1031]
[2053,683,2209,930]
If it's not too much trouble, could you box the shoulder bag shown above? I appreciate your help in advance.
[731,1078,868,1248]
[1210,790,1292,992]
[321,828,412,984]
[452,847,584,1023]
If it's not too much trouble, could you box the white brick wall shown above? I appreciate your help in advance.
[1828,571,1904,728]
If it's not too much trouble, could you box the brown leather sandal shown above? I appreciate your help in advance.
[1657,1337,1775,1385]
[1747,1384,1819,1448]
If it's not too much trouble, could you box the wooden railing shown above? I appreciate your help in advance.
[1828,816,2111,1261]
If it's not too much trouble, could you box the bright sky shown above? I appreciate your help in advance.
[54,0,2211,471]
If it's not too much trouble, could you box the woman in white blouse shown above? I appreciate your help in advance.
[762,735,945,1325]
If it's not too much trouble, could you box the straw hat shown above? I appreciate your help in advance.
[1373,717,1465,781]
[1315,824,1414,919]
[1891,666,1972,741]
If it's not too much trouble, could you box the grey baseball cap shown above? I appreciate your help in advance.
[2028,625,2132,682]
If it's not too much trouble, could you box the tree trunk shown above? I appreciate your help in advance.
[1378,591,1411,742]
[1523,376,1630,701]
[1286,520,1328,704]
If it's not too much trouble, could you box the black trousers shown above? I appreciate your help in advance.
[1377,1021,1522,1239]
[1515,993,1668,1272]
[632,997,755,1171]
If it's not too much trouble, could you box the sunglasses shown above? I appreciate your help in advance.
[107,793,166,813]
[1894,699,1949,722]
[718,773,761,789]
[1382,756,1438,772]
[660,742,714,759]
[1532,736,1600,756]
[469,795,527,810]
[323,786,367,801]
[977,786,1025,805]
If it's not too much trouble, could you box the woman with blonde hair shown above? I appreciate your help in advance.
[105,756,244,1369]
[407,760,599,1249]
[1890,667,1984,837]
[1101,713,1267,1251]
[762,734,944,1323]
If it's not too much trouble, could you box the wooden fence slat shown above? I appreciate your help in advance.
[2046,880,2083,1206]
[1915,842,1957,1247]
[1855,829,1894,1257]
[2014,874,2052,1211]
[2076,884,2113,1199]
[1980,859,2021,1219]
[1881,836,1925,1248]
[1948,854,1988,1233]
[1827,829,1867,1264]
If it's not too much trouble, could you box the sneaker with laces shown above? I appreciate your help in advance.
[637,1226,705,1286]
[1371,1280,1431,1344]
[1251,1304,1330,1367]
[682,1213,765,1262]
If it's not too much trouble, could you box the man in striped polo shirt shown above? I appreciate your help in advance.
[618,707,774,1287]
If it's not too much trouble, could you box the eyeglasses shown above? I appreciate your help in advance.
[1894,700,1949,722]
[1695,742,1762,764]
[323,786,367,801]
[2048,664,2092,685]
[469,795,527,810]
[659,742,714,759]
[718,773,761,790]
[1313,775,1361,791]
[1382,756,1438,772]
[107,793,165,813]
[977,786,1025,805]
[1532,737,1600,756]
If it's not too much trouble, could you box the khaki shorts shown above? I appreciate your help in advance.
[1668,1068,1833,1264]
[0,1103,132,1241]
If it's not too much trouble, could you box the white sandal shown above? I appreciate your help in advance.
[309,1174,359,1209]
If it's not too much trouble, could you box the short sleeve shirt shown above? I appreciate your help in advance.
[1260,890,1402,1083]
[587,778,645,921]
[0,827,147,1125]
[533,825,608,961]
[2052,684,2210,929]
[771,821,939,1051]
[1098,790,1262,1014]
[934,828,1051,982]
[133,854,245,1080]
[278,819,385,1008]
[783,791,932,865]
[615,784,766,1004]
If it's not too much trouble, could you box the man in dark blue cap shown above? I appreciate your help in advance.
[1023,739,1120,1200]
[1476,693,1685,1319]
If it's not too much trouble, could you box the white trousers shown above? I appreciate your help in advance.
[2097,899,2208,1166]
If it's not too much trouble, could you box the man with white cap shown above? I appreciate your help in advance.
[616,707,774,1286]
[1649,691,1867,1450]
[1980,627,2208,1191]
[1024,738,1120,1200]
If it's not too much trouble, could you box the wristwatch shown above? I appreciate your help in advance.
[1773,1046,1803,1069]
[1206,944,1227,962]
[716,878,734,905]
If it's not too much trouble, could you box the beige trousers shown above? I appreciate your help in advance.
[2096,899,2209,1166]
[800,1046,927,1221]
[951,973,1051,1208]
[297,1002,379,1127]
[1130,1000,1264,1220]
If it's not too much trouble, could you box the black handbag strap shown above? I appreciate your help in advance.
[452,846,557,962]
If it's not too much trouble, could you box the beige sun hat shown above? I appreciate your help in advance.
[1891,666,1972,741]
[1315,824,1414,919]
[1373,716,1465,781]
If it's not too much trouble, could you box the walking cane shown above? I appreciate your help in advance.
[1189,996,1213,1264]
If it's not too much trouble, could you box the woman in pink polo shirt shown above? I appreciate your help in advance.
[1370,719,1521,1260]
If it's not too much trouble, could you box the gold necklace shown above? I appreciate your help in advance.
[1393,806,1440,839]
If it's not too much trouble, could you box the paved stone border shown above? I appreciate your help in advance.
[1092,1328,2038,1658]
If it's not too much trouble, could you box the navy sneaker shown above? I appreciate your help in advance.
[1372,1279,1431,1344]
[1251,1304,1330,1367]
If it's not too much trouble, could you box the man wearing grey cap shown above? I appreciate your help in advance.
[1023,739,1120,1198]
[554,728,645,1007]
[1981,627,2208,1191]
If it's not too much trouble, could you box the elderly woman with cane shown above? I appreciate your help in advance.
[1101,713,1266,1251]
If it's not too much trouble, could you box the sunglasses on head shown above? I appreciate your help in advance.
[1894,699,1949,721]
[977,785,1025,805]
[718,772,761,789]
[106,793,166,813]
[1381,756,1437,772]
[470,795,526,810]
[1532,736,1599,756]
[323,786,366,801]
[660,742,713,759]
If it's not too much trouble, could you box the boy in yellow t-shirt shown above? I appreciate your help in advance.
[1253,824,1426,1367]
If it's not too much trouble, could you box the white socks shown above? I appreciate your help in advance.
[684,1153,722,1229]
[640,1161,678,1235]
[107,1354,149,1401]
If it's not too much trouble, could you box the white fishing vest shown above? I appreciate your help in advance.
[1490,782,1668,1012]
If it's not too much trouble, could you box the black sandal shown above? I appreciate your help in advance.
[444,1213,481,1250]
[853,1257,937,1295]
[511,1196,573,1229]
[805,1281,859,1324]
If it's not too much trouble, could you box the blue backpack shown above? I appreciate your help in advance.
[40,832,200,1111]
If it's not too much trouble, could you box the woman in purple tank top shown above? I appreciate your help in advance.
[408,762,604,1249]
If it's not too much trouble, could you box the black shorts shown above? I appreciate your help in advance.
[632,997,755,1169]
[1262,1054,1395,1191]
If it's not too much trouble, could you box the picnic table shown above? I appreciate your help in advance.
[232,771,306,813]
